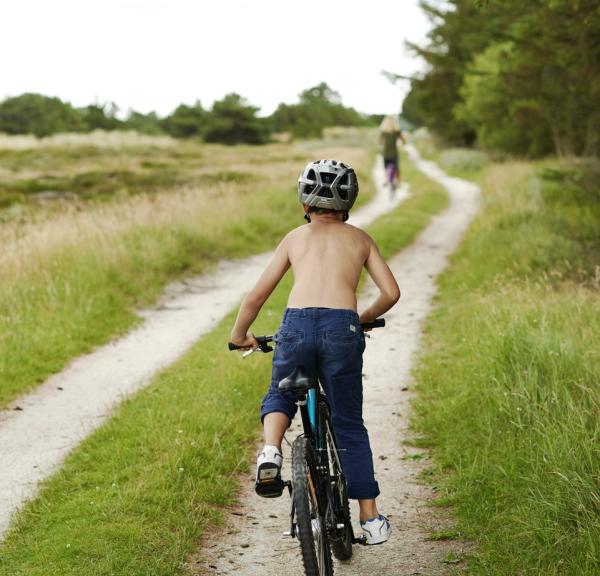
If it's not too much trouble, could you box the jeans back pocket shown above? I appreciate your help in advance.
[274,328,305,345]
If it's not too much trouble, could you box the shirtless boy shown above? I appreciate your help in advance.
[229,159,400,544]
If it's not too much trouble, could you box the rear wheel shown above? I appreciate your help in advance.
[321,404,353,561]
[292,435,334,576]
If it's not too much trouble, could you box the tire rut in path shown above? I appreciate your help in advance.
[187,145,478,575]
[0,156,407,538]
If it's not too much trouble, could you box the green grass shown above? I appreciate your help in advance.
[412,157,600,575]
[0,134,376,407]
[0,152,447,575]
[410,129,491,179]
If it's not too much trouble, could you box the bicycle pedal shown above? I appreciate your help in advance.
[353,535,368,546]
[255,477,285,498]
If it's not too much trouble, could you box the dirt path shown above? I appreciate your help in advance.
[187,145,479,575]
[0,157,408,538]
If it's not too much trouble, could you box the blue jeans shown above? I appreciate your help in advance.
[260,307,380,500]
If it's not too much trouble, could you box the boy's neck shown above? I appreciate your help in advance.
[309,212,345,224]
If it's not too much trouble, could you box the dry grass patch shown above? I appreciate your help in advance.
[0,129,377,406]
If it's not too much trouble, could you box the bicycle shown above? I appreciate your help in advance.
[385,160,397,193]
[228,317,385,576]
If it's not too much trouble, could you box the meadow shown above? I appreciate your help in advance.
[0,129,376,407]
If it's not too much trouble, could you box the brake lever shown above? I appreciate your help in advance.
[241,341,274,358]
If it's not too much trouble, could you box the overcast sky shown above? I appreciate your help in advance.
[1,0,430,118]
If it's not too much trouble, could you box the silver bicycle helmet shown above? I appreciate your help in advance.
[298,159,359,212]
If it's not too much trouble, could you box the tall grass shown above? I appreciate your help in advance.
[0,132,375,407]
[413,158,600,574]
[410,128,491,179]
[0,152,447,575]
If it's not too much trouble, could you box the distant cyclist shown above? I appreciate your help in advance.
[229,159,400,544]
[378,115,406,190]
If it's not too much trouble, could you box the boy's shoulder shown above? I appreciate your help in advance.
[287,222,372,236]
[284,222,374,246]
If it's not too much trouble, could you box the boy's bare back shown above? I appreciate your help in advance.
[265,213,401,321]
[287,220,370,311]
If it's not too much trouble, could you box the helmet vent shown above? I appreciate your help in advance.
[338,173,349,200]
[318,186,333,198]
[305,169,317,194]
[320,172,336,185]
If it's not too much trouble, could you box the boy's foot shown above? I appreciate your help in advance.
[255,445,284,498]
[360,514,392,545]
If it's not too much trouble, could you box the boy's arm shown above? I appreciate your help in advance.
[359,237,400,324]
[229,234,291,347]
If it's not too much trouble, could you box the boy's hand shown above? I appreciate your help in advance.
[230,332,259,351]
[359,313,375,330]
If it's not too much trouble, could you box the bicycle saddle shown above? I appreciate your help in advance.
[278,366,317,393]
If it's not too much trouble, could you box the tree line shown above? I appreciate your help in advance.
[401,0,600,157]
[0,83,377,144]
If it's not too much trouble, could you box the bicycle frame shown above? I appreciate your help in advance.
[297,387,319,442]
[295,385,329,509]
[308,388,319,445]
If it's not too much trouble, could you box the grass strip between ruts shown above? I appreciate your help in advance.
[0,151,447,575]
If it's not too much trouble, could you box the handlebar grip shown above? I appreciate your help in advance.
[361,318,386,330]
[228,337,274,353]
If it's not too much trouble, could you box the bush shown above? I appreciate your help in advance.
[439,148,490,174]
[0,93,83,137]
[162,101,205,138]
[124,111,163,135]
[80,102,123,131]
[203,93,270,145]
[269,82,368,138]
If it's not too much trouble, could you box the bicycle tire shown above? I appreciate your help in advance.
[320,403,353,561]
[292,435,334,576]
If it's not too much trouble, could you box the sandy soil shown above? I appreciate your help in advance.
[186,145,479,576]
[0,156,407,538]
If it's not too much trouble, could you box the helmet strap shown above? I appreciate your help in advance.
[304,213,311,223]
[342,211,349,222]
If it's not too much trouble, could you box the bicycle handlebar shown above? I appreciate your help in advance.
[360,318,385,330]
[228,318,385,355]
[228,335,273,353]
